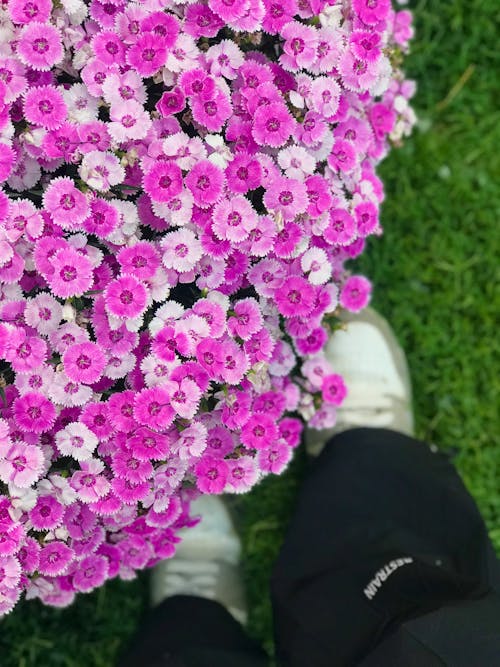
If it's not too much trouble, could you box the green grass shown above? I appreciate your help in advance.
[1,0,499,664]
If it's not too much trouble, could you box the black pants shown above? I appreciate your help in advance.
[118,429,500,667]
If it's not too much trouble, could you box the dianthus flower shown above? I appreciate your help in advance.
[17,22,63,71]
[104,275,148,320]
[23,85,67,130]
[47,246,93,298]
[252,103,295,148]
[43,177,89,229]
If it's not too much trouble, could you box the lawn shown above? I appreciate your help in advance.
[1,0,499,664]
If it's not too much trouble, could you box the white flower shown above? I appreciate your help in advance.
[301,247,331,285]
[205,134,233,168]
[55,422,98,461]
[63,84,99,124]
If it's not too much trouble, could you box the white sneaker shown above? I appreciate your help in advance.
[306,307,414,456]
[150,495,247,625]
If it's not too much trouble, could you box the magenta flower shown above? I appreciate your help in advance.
[143,161,183,204]
[128,428,170,461]
[252,103,295,147]
[23,85,67,130]
[17,537,40,574]
[8,0,52,25]
[258,442,291,474]
[185,160,224,208]
[195,457,229,494]
[191,88,232,132]
[324,208,357,246]
[328,139,357,172]
[353,0,390,25]
[339,275,372,312]
[126,33,167,77]
[38,541,74,576]
[29,495,64,530]
[280,22,318,71]
[322,373,348,406]
[13,392,56,433]
[47,247,93,298]
[17,22,63,71]
[240,413,279,450]
[104,275,148,320]
[275,276,316,317]
[63,342,106,385]
[134,386,175,430]
[73,554,109,592]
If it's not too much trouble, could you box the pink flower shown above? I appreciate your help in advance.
[17,22,63,71]
[63,342,106,385]
[195,457,229,494]
[47,247,93,298]
[252,102,295,147]
[191,88,232,132]
[128,428,170,461]
[219,339,248,385]
[79,151,125,192]
[224,456,259,493]
[275,276,316,317]
[355,201,379,237]
[141,11,179,49]
[263,176,308,220]
[43,177,89,229]
[108,100,152,143]
[17,537,40,574]
[55,422,98,461]
[38,541,74,576]
[258,442,291,474]
[143,161,183,204]
[241,413,279,450]
[111,450,152,484]
[309,76,341,117]
[263,0,298,34]
[328,139,357,172]
[23,85,67,130]
[134,386,175,431]
[126,33,167,77]
[29,495,64,530]
[339,275,372,312]
[104,275,148,320]
[80,402,112,440]
[5,331,47,373]
[167,378,201,419]
[0,442,44,487]
[161,228,202,273]
[173,422,207,460]
[353,0,390,25]
[71,458,111,502]
[280,22,318,71]
[24,293,61,335]
[13,392,55,432]
[185,160,224,208]
[228,298,262,340]
[212,196,258,243]
[72,554,108,592]
[8,0,52,24]
[324,208,357,246]
[0,555,21,589]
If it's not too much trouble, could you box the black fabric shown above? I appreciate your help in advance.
[271,428,499,666]
[117,428,500,667]
[117,595,268,667]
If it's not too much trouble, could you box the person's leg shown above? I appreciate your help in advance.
[117,496,267,667]
[118,595,266,667]
[272,427,498,666]
[272,309,500,666]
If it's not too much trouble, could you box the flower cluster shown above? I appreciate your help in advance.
[0,0,415,614]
